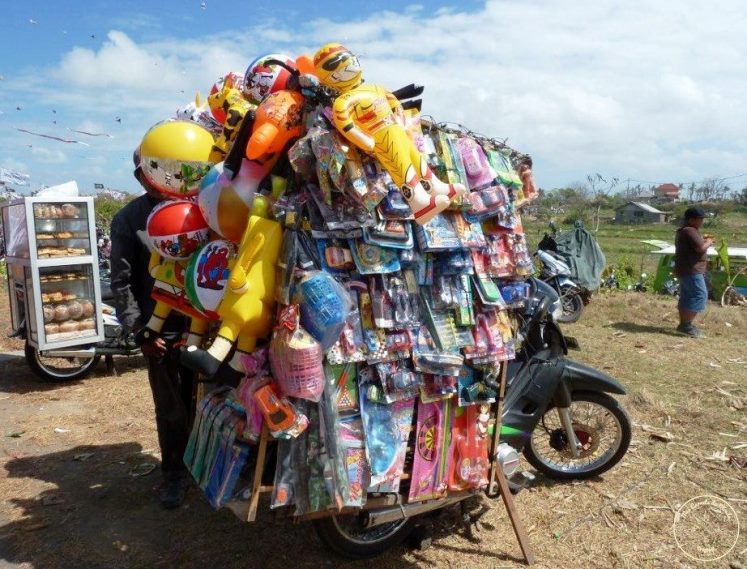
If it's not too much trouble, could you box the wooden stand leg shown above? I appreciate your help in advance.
[488,362,535,565]
[247,424,270,522]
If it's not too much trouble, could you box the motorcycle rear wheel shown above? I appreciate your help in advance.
[313,513,415,559]
[523,391,631,480]
[24,341,100,383]
[557,286,584,323]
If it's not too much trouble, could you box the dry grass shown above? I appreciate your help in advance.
[0,291,745,569]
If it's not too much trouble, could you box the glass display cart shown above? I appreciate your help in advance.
[2,197,105,355]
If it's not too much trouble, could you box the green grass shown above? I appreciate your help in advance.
[524,210,747,277]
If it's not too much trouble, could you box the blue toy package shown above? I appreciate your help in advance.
[348,239,401,274]
[414,213,461,252]
[499,281,531,307]
[294,271,353,351]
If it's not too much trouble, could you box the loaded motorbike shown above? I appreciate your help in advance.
[312,278,631,557]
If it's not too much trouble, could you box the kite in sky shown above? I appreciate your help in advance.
[16,128,89,145]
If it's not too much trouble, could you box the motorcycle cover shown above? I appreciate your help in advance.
[553,224,606,290]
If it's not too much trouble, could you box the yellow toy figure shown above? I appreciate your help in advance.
[313,43,465,224]
[181,215,283,378]
[207,74,256,163]
[138,251,211,347]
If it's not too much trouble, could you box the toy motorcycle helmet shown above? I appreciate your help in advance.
[138,120,216,199]
[312,43,362,91]
[146,200,210,260]
[243,53,295,104]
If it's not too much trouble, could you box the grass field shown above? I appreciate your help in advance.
[524,210,747,279]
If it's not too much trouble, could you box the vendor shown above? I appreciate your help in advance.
[674,206,713,338]
[109,150,193,509]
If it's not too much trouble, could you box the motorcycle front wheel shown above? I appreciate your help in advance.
[523,391,631,480]
[313,513,415,559]
[557,286,584,323]
[25,341,100,383]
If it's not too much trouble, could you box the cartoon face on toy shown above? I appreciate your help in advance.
[243,54,295,104]
[138,120,216,198]
[208,72,244,123]
[146,200,210,260]
[313,43,362,91]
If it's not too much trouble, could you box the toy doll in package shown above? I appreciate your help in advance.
[448,404,489,491]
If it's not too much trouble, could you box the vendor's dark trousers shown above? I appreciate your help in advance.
[146,350,195,477]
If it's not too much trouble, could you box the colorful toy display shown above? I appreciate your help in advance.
[313,43,466,224]
[134,41,539,521]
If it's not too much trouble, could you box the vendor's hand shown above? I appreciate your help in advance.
[141,336,167,359]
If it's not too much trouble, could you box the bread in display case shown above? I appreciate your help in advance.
[32,202,91,258]
[38,266,99,343]
[2,196,105,350]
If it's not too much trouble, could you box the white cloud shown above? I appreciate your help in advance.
[30,147,68,164]
[2,0,747,192]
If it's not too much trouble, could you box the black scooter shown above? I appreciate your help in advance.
[500,279,631,480]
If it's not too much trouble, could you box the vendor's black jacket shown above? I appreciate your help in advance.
[110,194,186,339]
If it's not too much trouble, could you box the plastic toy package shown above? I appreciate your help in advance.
[153,41,540,518]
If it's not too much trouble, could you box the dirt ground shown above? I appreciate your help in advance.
[0,292,745,569]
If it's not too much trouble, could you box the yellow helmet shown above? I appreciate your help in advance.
[312,43,362,91]
[138,120,216,198]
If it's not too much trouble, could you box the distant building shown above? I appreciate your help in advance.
[96,189,130,201]
[654,183,681,201]
[614,202,670,224]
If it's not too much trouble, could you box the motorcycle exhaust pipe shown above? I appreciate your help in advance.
[365,491,475,528]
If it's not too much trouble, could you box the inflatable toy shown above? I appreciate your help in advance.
[138,120,216,198]
[208,72,244,123]
[146,200,210,261]
[243,54,295,104]
[181,215,283,377]
[313,43,465,224]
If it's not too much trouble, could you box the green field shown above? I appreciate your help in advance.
[523,210,747,281]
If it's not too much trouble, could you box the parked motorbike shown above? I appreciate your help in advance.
[12,281,141,383]
[534,241,585,323]
[313,278,631,557]
[500,278,631,480]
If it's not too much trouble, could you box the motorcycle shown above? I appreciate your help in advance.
[312,278,631,557]
[11,278,141,383]
[500,278,631,480]
[534,241,585,323]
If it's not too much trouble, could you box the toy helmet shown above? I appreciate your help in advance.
[243,54,295,104]
[138,120,216,199]
[312,43,362,91]
[146,200,210,260]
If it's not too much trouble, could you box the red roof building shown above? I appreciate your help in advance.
[655,183,680,199]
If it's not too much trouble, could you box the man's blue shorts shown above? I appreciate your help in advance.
[678,273,707,312]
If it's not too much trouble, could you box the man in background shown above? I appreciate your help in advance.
[674,206,713,338]
[109,152,193,508]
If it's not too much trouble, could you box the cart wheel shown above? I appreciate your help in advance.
[24,342,100,383]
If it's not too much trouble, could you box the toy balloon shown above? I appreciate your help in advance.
[146,200,210,260]
[138,120,216,198]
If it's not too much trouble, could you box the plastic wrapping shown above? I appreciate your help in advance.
[270,304,325,401]
[294,271,353,351]
[408,397,453,502]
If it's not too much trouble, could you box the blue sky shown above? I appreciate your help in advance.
[1,0,746,195]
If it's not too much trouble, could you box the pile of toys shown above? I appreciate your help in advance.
[134,43,538,515]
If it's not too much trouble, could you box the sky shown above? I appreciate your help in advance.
[1,0,747,195]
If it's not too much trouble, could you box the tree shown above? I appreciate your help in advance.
[696,177,728,201]
[585,173,619,232]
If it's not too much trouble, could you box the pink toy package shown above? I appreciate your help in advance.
[235,350,270,442]
[457,137,498,192]
[408,398,453,503]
